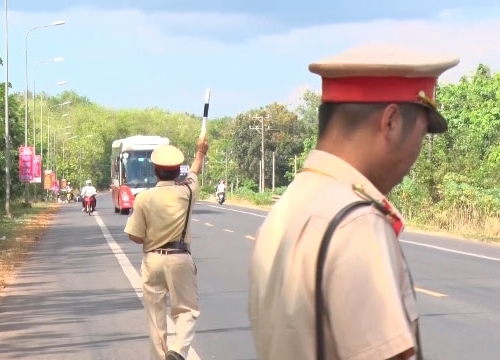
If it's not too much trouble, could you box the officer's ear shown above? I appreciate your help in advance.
[378,104,403,143]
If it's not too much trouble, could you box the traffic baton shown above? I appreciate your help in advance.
[200,88,211,140]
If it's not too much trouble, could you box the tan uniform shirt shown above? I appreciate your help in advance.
[124,173,198,253]
[248,150,418,360]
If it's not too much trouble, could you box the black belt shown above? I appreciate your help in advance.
[151,241,190,255]
[158,241,190,251]
[151,248,189,255]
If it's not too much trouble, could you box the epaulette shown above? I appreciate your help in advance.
[174,179,193,186]
[352,184,403,236]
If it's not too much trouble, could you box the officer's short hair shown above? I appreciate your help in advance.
[318,102,422,139]
[154,167,181,181]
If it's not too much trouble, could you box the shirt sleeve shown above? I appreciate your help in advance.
[323,212,415,360]
[124,194,147,239]
[184,172,199,201]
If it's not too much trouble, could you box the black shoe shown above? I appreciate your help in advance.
[166,350,184,360]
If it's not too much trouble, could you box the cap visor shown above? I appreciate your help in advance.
[427,109,448,134]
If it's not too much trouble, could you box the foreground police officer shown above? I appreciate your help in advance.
[248,43,459,360]
[125,136,208,360]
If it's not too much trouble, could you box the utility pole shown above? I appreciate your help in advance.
[4,0,11,217]
[272,151,275,192]
[259,160,262,193]
[79,147,82,189]
[427,134,433,160]
[294,155,297,176]
[249,113,270,193]
[225,150,228,185]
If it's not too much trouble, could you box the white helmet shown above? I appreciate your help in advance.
[85,180,91,185]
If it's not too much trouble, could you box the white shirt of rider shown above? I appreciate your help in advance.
[217,183,225,193]
[81,185,97,197]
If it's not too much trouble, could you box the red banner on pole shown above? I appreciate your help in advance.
[19,146,35,182]
[32,155,42,183]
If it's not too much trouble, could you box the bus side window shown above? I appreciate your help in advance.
[114,157,119,174]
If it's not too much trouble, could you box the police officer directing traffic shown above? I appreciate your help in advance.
[248,43,459,360]
[125,135,208,360]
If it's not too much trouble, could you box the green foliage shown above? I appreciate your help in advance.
[228,188,274,206]
[0,81,24,199]
[4,62,500,239]
[230,102,307,189]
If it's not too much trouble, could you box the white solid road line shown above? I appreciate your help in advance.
[201,203,500,263]
[414,287,448,297]
[203,203,266,218]
[400,239,500,263]
[93,212,201,360]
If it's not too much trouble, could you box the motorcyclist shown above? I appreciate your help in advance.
[216,180,226,199]
[80,179,97,211]
[65,182,73,202]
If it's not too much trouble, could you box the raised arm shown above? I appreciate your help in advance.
[189,136,209,176]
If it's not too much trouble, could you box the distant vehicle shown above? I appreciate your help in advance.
[110,135,170,215]
[83,195,95,215]
[217,191,225,205]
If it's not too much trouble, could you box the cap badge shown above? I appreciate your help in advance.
[417,90,437,110]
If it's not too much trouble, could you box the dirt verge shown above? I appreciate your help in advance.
[0,203,59,295]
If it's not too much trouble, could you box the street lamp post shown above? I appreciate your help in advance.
[53,129,71,183]
[47,102,71,170]
[40,81,67,169]
[24,20,65,204]
[24,20,65,146]
[77,134,96,190]
[4,0,11,217]
[32,57,64,150]
[31,59,64,201]
[51,123,71,171]
[62,135,77,179]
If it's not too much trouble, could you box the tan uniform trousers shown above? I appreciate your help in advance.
[141,251,200,360]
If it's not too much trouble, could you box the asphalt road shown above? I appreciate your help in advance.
[1,192,500,359]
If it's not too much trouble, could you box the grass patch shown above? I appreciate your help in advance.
[0,201,59,293]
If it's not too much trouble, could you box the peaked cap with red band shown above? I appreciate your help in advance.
[151,144,185,171]
[308,43,460,133]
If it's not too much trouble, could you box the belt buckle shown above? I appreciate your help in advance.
[153,248,168,255]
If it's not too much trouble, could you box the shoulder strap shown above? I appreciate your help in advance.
[180,183,193,243]
[315,200,423,360]
[315,200,372,360]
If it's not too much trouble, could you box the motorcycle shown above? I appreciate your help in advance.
[59,189,68,203]
[83,195,95,215]
[217,191,225,205]
[66,191,74,203]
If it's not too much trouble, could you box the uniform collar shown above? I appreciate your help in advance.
[156,180,176,187]
[301,149,405,234]
[302,149,383,197]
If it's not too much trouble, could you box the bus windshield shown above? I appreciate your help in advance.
[122,150,157,188]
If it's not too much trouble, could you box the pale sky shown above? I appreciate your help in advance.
[2,1,500,117]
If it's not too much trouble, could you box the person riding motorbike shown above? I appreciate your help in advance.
[66,182,74,202]
[80,179,97,212]
[216,180,226,203]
